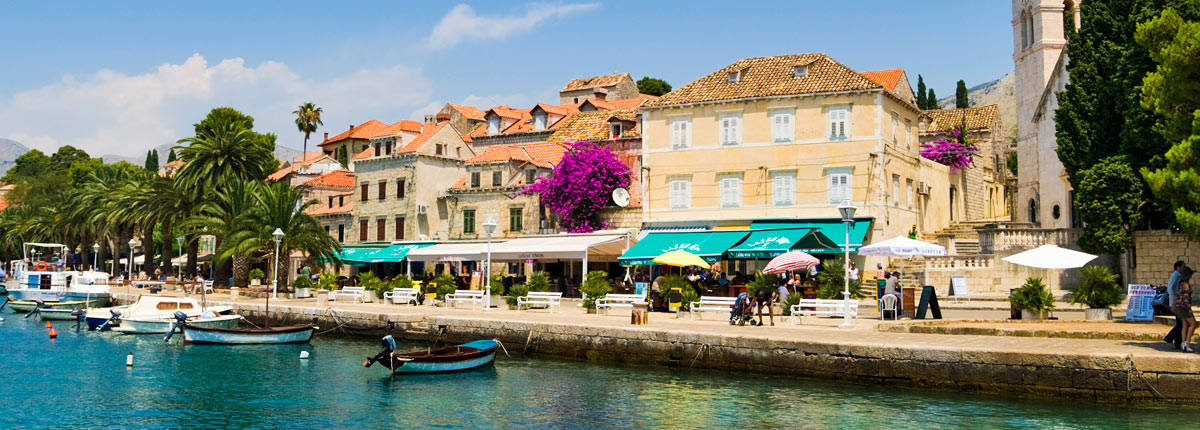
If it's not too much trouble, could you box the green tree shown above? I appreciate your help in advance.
[50,146,91,172]
[144,149,159,171]
[166,149,177,163]
[1076,156,1144,254]
[636,77,672,96]
[292,102,324,158]
[955,80,970,108]
[926,88,940,110]
[917,74,928,110]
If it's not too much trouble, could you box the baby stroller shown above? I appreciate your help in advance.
[730,292,755,326]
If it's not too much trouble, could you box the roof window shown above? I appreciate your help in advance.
[728,71,741,83]
[794,66,808,78]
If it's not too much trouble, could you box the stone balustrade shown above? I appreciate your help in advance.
[924,255,993,270]
[979,228,1080,254]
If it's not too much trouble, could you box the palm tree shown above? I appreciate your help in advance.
[292,103,323,158]
[221,181,340,291]
[183,179,262,287]
[175,115,274,194]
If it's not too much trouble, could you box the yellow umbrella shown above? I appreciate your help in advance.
[653,250,711,269]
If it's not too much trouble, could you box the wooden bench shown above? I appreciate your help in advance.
[331,286,366,303]
[383,288,420,305]
[689,296,738,320]
[446,289,485,310]
[790,299,859,325]
[596,293,646,314]
[517,292,563,313]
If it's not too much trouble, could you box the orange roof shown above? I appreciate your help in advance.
[353,147,372,160]
[303,170,356,189]
[398,122,448,153]
[320,119,389,147]
[307,198,354,216]
[449,174,467,190]
[375,120,422,136]
[465,142,568,168]
[266,151,328,181]
[581,95,651,111]
[644,54,884,107]
[448,103,486,121]
[861,69,905,92]
[562,73,632,92]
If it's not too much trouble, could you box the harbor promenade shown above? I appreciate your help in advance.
[114,287,1200,403]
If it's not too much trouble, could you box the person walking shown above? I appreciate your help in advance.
[1174,265,1196,352]
[1165,260,1186,349]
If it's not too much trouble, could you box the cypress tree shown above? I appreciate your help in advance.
[926,88,940,110]
[955,80,969,108]
[166,149,177,163]
[144,150,159,171]
[916,75,927,110]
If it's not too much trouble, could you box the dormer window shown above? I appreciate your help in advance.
[610,123,623,138]
[533,113,547,131]
[728,71,741,83]
[794,66,808,78]
[487,117,500,134]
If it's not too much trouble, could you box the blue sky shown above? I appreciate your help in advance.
[0,1,1015,158]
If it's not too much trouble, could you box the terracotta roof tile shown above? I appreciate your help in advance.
[448,104,486,121]
[860,69,905,92]
[320,119,389,146]
[267,151,328,180]
[581,95,651,111]
[644,54,883,107]
[548,108,638,143]
[303,170,356,189]
[921,105,1000,133]
[449,174,467,190]
[465,142,568,168]
[561,73,632,92]
[374,120,422,136]
[307,199,354,216]
[398,122,448,153]
[353,147,372,160]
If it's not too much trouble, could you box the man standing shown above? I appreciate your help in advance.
[1166,260,1186,350]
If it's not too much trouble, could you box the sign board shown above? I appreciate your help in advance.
[915,285,943,319]
[949,276,969,299]
[1125,284,1156,322]
[635,282,648,296]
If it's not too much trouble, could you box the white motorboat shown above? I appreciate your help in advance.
[115,314,242,334]
[5,243,111,308]
[86,295,232,331]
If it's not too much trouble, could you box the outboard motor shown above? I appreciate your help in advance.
[71,309,85,332]
[95,308,121,331]
[24,300,45,319]
[164,311,188,342]
[363,335,397,369]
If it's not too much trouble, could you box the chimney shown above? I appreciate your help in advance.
[323,132,328,141]
[424,114,436,124]
[349,125,354,131]
[593,87,608,101]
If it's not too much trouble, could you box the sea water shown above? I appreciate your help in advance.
[0,298,1195,429]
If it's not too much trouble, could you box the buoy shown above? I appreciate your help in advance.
[48,328,57,338]
[46,321,53,329]
[299,351,310,359]
[126,352,133,367]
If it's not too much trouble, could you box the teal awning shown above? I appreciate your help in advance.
[726,228,837,259]
[749,218,873,253]
[333,245,387,264]
[618,231,749,266]
[362,243,434,263]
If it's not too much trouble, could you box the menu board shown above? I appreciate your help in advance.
[1125,284,1156,322]
[950,276,969,298]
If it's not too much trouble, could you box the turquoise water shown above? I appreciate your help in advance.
[0,298,1196,429]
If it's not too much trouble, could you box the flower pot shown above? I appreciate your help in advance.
[251,279,261,286]
[489,295,504,309]
[364,290,377,303]
[296,287,311,299]
[1084,308,1112,321]
[316,290,329,306]
[586,308,597,314]
[1021,310,1048,321]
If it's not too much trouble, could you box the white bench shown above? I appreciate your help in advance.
[596,293,646,314]
[383,288,420,305]
[790,299,859,325]
[517,292,563,313]
[446,289,485,310]
[689,296,738,320]
[332,286,366,303]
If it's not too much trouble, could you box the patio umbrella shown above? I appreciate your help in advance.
[1002,244,1096,269]
[763,251,820,274]
[858,236,946,257]
[653,250,710,269]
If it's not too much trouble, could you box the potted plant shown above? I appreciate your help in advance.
[434,273,457,306]
[249,268,265,286]
[1069,266,1123,321]
[506,283,529,310]
[1011,277,1055,320]
[358,271,384,303]
[293,275,314,299]
[526,271,551,293]
[580,270,611,313]
[488,274,505,309]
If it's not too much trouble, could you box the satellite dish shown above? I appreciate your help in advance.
[612,188,631,207]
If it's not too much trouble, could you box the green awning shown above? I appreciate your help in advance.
[362,243,434,263]
[619,231,749,266]
[749,218,873,253]
[726,228,837,259]
[333,245,387,264]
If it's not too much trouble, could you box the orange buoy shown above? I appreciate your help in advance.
[46,321,53,329]
[49,328,58,338]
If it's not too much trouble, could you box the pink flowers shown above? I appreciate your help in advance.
[920,125,979,172]
[522,141,630,233]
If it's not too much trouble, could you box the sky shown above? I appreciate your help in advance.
[0,1,1016,158]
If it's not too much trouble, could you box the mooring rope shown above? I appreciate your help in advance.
[493,339,512,358]
[524,330,537,354]
[1126,354,1165,401]
[689,344,710,368]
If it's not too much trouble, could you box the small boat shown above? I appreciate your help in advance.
[6,299,89,313]
[85,296,232,330]
[114,314,242,334]
[365,336,499,374]
[7,244,111,307]
[177,323,315,344]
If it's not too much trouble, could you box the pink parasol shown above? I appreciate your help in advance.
[762,251,820,274]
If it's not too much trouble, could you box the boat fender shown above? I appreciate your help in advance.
[300,351,310,360]
[126,352,133,367]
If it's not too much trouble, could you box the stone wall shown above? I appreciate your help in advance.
[1132,230,1196,285]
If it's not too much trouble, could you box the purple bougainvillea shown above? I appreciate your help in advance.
[523,141,630,233]
[919,124,979,172]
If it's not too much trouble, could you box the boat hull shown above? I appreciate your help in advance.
[387,340,499,374]
[116,315,242,334]
[39,308,84,320]
[183,325,314,344]
[6,300,90,313]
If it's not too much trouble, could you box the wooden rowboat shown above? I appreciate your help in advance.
[180,324,315,344]
[365,336,498,374]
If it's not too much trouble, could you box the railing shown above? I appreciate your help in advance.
[923,256,993,271]
[978,228,1080,254]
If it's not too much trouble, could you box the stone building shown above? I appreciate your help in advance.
[304,170,357,244]
[267,152,343,186]
[445,141,567,240]
[433,104,487,136]
[919,105,1011,222]
[559,73,639,105]
[318,119,422,166]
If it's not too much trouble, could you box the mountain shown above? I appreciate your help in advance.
[102,144,305,166]
[0,138,31,178]
[937,71,1017,137]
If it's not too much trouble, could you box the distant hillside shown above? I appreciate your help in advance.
[102,144,304,166]
[0,138,31,177]
[937,71,1016,137]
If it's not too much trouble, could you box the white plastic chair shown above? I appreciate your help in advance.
[202,280,215,295]
[880,294,898,320]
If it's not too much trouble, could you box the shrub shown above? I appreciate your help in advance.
[1010,277,1055,313]
[317,272,339,290]
[434,273,457,301]
[358,271,389,297]
[580,270,611,309]
[248,268,265,281]
[746,272,780,296]
[506,283,529,307]
[679,287,699,312]
[1069,266,1123,309]
[781,293,803,316]
[526,271,551,292]
[816,258,864,299]
[292,275,314,290]
[389,274,414,292]
[489,274,504,296]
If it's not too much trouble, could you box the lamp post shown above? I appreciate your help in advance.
[838,200,857,327]
[92,243,99,272]
[482,216,498,311]
[272,228,284,299]
[176,236,185,280]
[127,239,136,282]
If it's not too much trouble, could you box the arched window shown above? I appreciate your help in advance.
[1020,11,1030,48]
[1025,11,1035,48]
[1028,199,1038,223]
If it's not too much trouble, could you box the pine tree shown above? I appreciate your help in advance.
[144,150,159,171]
[955,80,970,108]
[916,75,928,110]
[926,88,940,110]
[166,149,177,163]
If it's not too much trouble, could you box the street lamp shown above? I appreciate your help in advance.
[176,236,185,281]
[92,243,99,272]
[838,199,857,327]
[482,215,498,311]
[127,239,136,282]
[272,228,284,299]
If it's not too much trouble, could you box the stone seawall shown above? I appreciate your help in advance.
[118,294,1200,404]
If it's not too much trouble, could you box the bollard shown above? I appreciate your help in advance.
[316,290,329,307]
[230,287,240,302]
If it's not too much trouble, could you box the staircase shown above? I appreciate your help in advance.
[933,222,989,255]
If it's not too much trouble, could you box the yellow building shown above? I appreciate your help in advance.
[636,54,953,272]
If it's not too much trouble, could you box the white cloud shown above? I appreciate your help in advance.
[426,3,599,50]
[460,93,537,110]
[0,54,435,157]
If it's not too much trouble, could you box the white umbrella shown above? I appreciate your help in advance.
[1002,244,1096,269]
[858,236,946,257]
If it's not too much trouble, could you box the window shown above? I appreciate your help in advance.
[727,71,740,83]
[373,142,381,157]
[905,120,913,149]
[397,179,405,199]
[385,140,393,155]
[771,171,796,206]
[337,224,344,243]
[493,171,502,187]
[771,109,794,143]
[534,113,547,131]
[339,195,344,206]
[906,179,914,208]
[525,170,536,184]
[328,196,334,208]
[376,218,386,241]
[395,217,404,240]
[435,144,444,156]
[829,106,850,139]
[669,178,691,209]
[719,175,742,208]
[509,207,523,232]
[487,117,500,134]
[463,209,476,234]
[471,172,481,188]
[361,184,369,202]
[670,118,691,149]
[891,114,899,144]
[719,114,741,146]
[610,123,623,138]
[378,181,386,200]
[826,168,852,203]
[892,175,900,206]
[324,225,330,235]
[794,66,808,78]
[359,219,368,241]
